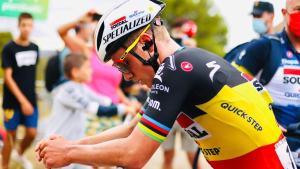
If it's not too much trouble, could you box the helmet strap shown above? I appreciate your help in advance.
[144,24,160,72]
[127,22,161,72]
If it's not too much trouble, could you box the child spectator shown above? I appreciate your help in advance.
[44,53,135,169]
[44,53,135,141]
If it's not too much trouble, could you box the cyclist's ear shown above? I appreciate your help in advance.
[139,33,153,51]
[142,40,153,51]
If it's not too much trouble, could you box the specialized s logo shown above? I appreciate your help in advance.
[154,63,164,83]
[180,61,193,72]
[206,61,220,82]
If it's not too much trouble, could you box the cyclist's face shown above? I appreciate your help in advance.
[111,47,155,87]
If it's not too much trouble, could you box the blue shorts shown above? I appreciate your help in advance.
[3,107,38,130]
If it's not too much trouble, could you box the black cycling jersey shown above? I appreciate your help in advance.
[137,47,292,169]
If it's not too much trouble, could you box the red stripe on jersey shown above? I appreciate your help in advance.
[177,113,194,128]
[140,117,169,135]
[284,69,300,75]
[208,135,288,169]
[241,73,254,81]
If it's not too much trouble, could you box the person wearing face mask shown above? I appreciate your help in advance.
[224,1,275,62]
[233,0,300,167]
[251,1,275,36]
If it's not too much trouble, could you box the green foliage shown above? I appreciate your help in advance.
[36,57,48,81]
[161,0,228,56]
[0,32,13,52]
[0,32,13,78]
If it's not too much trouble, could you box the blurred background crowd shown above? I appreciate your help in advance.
[0,0,298,169]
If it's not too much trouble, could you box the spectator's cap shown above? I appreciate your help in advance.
[171,18,197,38]
[251,1,274,16]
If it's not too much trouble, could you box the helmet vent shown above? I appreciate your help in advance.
[96,23,105,51]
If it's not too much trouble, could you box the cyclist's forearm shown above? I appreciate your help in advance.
[77,116,139,145]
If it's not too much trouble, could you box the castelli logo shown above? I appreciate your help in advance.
[181,61,193,72]
[287,51,293,59]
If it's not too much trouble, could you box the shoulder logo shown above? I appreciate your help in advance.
[238,50,246,60]
[206,61,220,82]
[286,51,294,59]
[180,61,193,72]
[154,63,165,83]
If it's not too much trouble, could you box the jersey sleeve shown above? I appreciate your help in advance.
[234,38,271,76]
[137,60,192,143]
[1,44,13,68]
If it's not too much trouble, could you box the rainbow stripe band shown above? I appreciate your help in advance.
[136,112,142,119]
[138,114,171,143]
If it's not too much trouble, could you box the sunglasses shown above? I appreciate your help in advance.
[112,24,151,73]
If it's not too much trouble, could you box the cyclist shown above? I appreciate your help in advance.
[36,0,295,168]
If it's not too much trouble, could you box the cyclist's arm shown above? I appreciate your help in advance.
[39,57,191,168]
[67,122,159,168]
[77,115,139,145]
[233,38,271,76]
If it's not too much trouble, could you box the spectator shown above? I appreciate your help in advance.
[1,12,39,169]
[57,11,97,59]
[171,18,198,47]
[57,11,136,106]
[224,1,275,62]
[0,127,6,151]
[234,0,300,167]
[251,1,275,35]
[161,18,199,169]
[57,11,141,133]
[44,11,102,92]
[44,53,135,169]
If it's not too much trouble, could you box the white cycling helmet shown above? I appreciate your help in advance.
[94,0,165,62]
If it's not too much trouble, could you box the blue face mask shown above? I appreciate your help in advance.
[252,18,268,35]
